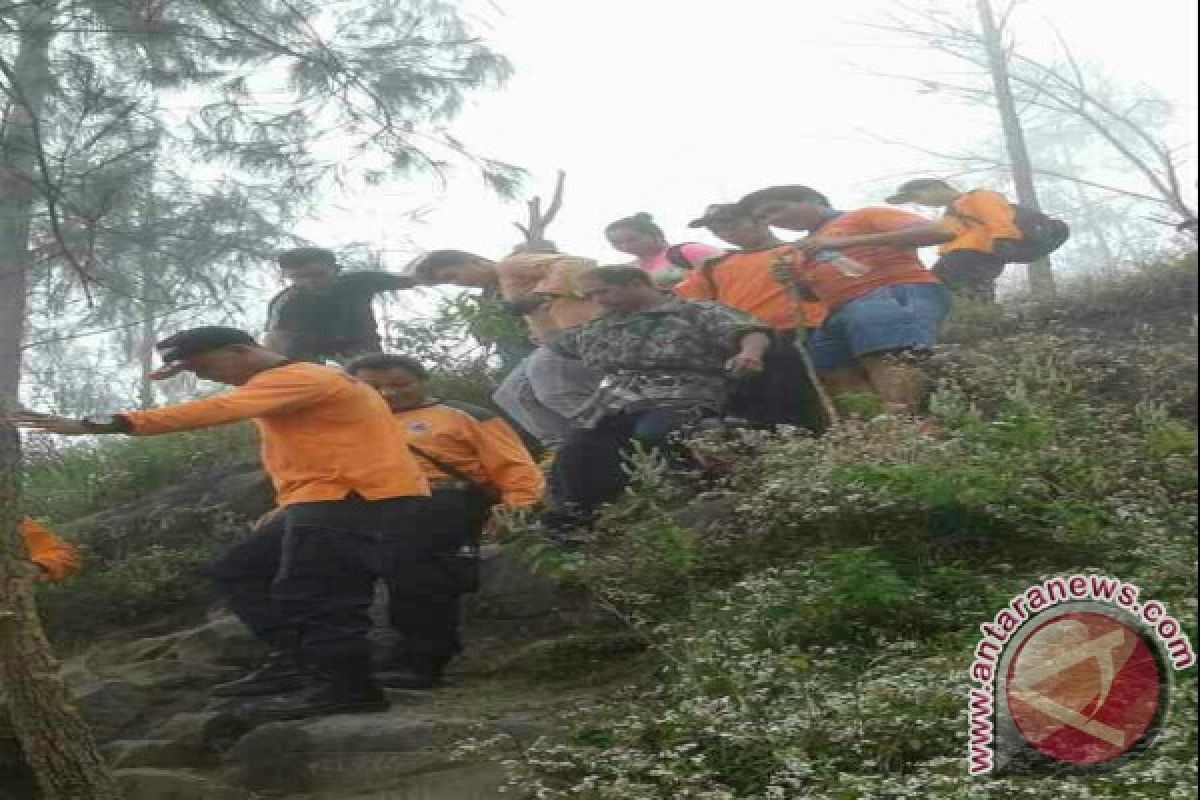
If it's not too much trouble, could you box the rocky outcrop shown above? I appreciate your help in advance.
[19,539,593,800]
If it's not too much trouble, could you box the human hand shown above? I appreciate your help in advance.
[726,352,765,377]
[6,410,93,436]
[792,235,841,254]
[147,362,186,381]
[770,250,800,284]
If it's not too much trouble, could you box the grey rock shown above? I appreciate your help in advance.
[104,739,195,769]
[223,721,313,793]
[153,711,250,756]
[115,768,249,800]
[225,712,480,793]
[75,679,149,741]
[330,762,508,800]
[467,545,559,620]
[172,615,266,669]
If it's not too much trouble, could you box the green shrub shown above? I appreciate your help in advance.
[493,259,1197,798]
[22,423,257,523]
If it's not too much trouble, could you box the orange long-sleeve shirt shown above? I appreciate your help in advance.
[938,190,1022,255]
[784,208,940,311]
[20,517,81,581]
[123,362,429,506]
[393,401,544,507]
[674,245,826,330]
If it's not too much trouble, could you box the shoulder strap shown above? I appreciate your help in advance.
[407,443,499,500]
[701,254,730,299]
[440,399,499,421]
[666,243,714,270]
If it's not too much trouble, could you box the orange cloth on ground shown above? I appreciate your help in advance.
[393,402,544,507]
[674,245,826,329]
[782,207,939,311]
[20,517,80,581]
[123,362,429,506]
[938,190,1023,254]
[494,253,602,342]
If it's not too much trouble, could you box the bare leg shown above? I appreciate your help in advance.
[859,352,925,416]
[820,366,877,414]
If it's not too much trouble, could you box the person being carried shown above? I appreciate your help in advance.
[677,202,829,430]
[264,247,417,363]
[408,249,603,450]
[344,354,543,688]
[545,267,770,523]
[10,327,431,722]
[738,184,953,418]
[605,212,725,290]
[886,178,1022,303]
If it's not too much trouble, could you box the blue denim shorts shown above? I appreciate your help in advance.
[807,282,951,372]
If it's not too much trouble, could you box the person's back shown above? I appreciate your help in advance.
[887,179,1021,303]
[394,399,544,507]
[265,247,415,362]
[675,245,825,330]
[942,190,1021,253]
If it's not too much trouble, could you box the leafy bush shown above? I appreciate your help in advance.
[22,423,257,524]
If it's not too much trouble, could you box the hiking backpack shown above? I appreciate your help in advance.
[951,194,1070,264]
[665,243,720,271]
[996,204,1071,263]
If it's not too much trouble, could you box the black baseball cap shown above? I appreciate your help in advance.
[151,327,257,379]
[886,178,953,204]
[687,203,748,229]
[277,247,337,268]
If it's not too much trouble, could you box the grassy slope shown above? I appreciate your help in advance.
[495,254,1198,799]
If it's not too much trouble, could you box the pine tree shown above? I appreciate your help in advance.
[1,2,516,795]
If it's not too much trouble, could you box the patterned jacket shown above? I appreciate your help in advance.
[549,299,768,427]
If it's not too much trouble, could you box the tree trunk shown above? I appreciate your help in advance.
[0,14,125,800]
[975,0,1057,298]
[137,261,157,410]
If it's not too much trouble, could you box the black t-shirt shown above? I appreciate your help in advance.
[265,271,412,357]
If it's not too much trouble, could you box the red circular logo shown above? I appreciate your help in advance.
[1005,611,1164,765]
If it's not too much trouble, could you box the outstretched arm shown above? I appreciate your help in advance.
[795,223,953,253]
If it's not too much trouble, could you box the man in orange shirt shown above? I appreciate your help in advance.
[346,354,543,688]
[676,202,827,429]
[738,185,954,416]
[887,178,1022,303]
[409,249,603,449]
[10,326,431,721]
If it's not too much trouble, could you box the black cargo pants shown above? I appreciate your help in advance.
[382,487,491,671]
[207,494,430,671]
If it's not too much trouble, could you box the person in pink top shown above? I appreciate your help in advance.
[604,212,725,289]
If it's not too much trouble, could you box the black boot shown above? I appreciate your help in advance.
[240,657,388,723]
[210,649,310,697]
[374,652,448,689]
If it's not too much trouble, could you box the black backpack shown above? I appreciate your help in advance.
[995,204,1071,264]
[664,243,713,271]
[949,194,1070,264]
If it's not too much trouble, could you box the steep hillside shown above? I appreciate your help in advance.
[9,254,1197,800]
